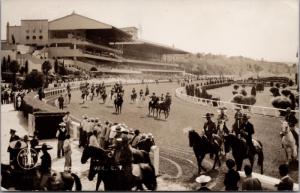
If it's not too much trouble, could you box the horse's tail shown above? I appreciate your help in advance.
[257,141,264,174]
[71,173,82,191]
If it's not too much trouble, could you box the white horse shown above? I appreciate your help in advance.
[281,121,298,164]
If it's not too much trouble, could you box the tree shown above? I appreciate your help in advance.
[54,59,59,74]
[90,67,97,71]
[23,70,45,89]
[7,55,11,64]
[41,60,52,87]
[9,60,20,85]
[24,60,29,74]
[2,57,7,72]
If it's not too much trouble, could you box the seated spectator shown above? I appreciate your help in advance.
[275,164,294,191]
[224,159,240,191]
[242,165,262,191]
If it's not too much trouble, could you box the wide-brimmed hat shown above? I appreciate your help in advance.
[234,106,242,111]
[202,113,214,118]
[218,106,227,110]
[59,122,66,127]
[115,126,122,132]
[195,175,212,184]
[10,129,16,133]
[82,115,88,119]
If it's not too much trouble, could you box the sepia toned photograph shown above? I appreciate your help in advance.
[0,0,299,191]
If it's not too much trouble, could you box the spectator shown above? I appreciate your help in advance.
[242,165,262,191]
[275,164,294,191]
[195,175,211,191]
[40,144,52,190]
[63,111,72,135]
[63,135,72,172]
[89,130,100,148]
[130,129,141,148]
[30,131,39,149]
[56,122,67,158]
[58,94,64,110]
[224,159,240,191]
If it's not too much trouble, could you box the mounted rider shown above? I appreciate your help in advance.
[203,113,217,144]
[232,107,243,135]
[150,92,157,103]
[285,107,298,146]
[139,89,144,99]
[216,106,229,135]
[145,85,149,96]
[239,114,255,153]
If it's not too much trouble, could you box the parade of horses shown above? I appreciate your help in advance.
[1,0,299,191]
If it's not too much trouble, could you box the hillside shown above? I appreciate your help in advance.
[166,53,296,78]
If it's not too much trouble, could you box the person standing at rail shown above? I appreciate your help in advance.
[56,122,67,158]
[63,134,72,172]
[58,94,64,110]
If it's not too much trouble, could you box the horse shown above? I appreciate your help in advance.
[188,130,222,174]
[148,98,159,117]
[224,133,264,174]
[281,121,298,164]
[81,146,157,191]
[114,94,123,114]
[216,120,230,155]
[99,92,107,104]
[156,101,171,119]
[131,92,137,103]
[1,164,82,191]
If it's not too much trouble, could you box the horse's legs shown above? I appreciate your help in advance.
[96,174,101,191]
[249,155,254,169]
[284,147,289,164]
[236,159,243,171]
[195,156,202,174]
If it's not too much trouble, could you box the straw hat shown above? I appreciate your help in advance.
[195,175,212,184]
[59,122,66,127]
[218,106,227,110]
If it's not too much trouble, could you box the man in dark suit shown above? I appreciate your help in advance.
[224,159,240,190]
[240,114,255,153]
[8,129,19,164]
[276,164,294,191]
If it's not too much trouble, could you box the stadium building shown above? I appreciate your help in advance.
[3,12,189,77]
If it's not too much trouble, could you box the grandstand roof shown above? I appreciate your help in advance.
[110,39,189,54]
[48,12,131,39]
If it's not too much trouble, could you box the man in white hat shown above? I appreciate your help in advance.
[216,106,229,134]
[195,175,212,191]
[56,122,67,158]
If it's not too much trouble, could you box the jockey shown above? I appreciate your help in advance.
[232,107,243,135]
[203,113,217,144]
[216,106,229,134]
[239,114,255,153]
[139,89,144,98]
[285,107,298,146]
[150,92,157,102]
[145,85,149,96]
[160,94,165,102]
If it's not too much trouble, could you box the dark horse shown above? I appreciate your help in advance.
[156,100,171,119]
[114,94,123,114]
[81,146,157,191]
[148,98,159,117]
[131,93,137,103]
[1,164,82,191]
[188,130,222,174]
[224,134,264,174]
[100,92,107,104]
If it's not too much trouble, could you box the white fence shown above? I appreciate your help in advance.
[175,87,299,117]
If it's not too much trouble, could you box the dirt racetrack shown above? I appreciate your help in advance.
[56,82,298,190]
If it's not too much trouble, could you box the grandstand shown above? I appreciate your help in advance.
[3,11,189,78]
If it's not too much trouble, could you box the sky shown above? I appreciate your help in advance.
[1,0,299,63]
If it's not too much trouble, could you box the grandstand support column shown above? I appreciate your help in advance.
[73,44,77,60]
